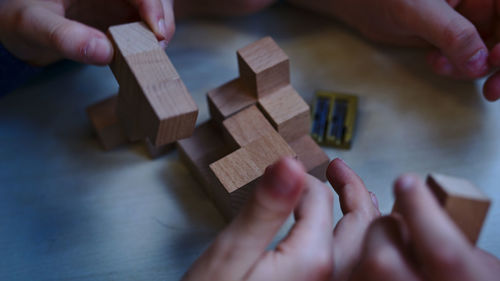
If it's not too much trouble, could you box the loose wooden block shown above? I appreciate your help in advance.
[426,174,491,244]
[289,135,329,182]
[222,105,276,149]
[108,22,198,146]
[209,133,296,217]
[258,85,311,142]
[237,37,290,97]
[207,78,257,123]
[86,95,128,150]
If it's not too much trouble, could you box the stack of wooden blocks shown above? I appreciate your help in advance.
[86,22,198,157]
[178,37,329,220]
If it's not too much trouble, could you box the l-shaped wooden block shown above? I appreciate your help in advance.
[108,22,198,146]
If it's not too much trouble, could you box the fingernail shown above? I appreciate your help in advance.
[265,159,302,196]
[369,191,379,208]
[397,175,416,192]
[159,40,168,49]
[466,49,488,74]
[158,19,167,39]
[85,37,113,63]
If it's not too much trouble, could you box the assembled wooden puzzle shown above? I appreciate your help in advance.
[178,36,329,219]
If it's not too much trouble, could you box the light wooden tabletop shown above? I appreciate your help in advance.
[1,4,499,280]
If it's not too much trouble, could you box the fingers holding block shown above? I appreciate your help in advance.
[258,85,311,142]
[426,174,491,244]
[237,36,290,98]
[86,95,128,150]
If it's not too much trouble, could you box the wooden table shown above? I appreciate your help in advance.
[1,4,499,280]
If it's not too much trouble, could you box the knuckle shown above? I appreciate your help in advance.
[442,18,478,50]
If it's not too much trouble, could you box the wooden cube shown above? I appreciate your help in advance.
[222,105,276,149]
[258,85,310,142]
[427,174,491,244]
[289,135,329,182]
[144,138,175,159]
[207,78,256,123]
[86,95,128,150]
[108,22,198,146]
[209,133,296,218]
[237,37,290,97]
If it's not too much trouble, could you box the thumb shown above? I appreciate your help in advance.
[206,158,305,280]
[24,6,113,65]
[409,0,488,78]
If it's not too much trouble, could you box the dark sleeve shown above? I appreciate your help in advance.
[0,44,42,97]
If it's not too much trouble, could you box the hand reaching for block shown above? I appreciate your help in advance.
[182,158,381,281]
[351,174,500,281]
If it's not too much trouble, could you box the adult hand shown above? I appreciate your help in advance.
[182,158,380,281]
[289,0,499,101]
[0,0,175,66]
[350,174,500,281]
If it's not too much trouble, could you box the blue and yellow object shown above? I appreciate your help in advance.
[311,90,358,149]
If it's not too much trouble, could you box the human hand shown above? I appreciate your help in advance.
[182,158,380,281]
[289,0,500,101]
[350,174,500,281]
[0,0,175,66]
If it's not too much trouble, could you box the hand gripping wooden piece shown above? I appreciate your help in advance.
[209,133,296,218]
[237,36,290,98]
[258,85,311,142]
[426,174,491,244]
[108,22,198,146]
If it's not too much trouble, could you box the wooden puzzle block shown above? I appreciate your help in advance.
[209,133,296,217]
[289,135,329,182]
[207,78,256,123]
[108,22,198,146]
[258,85,310,142]
[426,174,491,244]
[86,95,128,150]
[237,37,290,98]
[222,105,276,149]
[144,139,175,159]
[177,121,234,197]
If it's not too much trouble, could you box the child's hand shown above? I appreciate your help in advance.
[350,174,500,281]
[182,158,380,281]
[0,0,175,66]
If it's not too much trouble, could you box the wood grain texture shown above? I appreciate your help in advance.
[209,133,296,194]
[289,135,329,182]
[427,174,491,244]
[207,78,257,123]
[237,36,290,97]
[86,95,128,150]
[222,105,276,149]
[108,22,198,146]
[177,121,235,218]
[258,84,311,142]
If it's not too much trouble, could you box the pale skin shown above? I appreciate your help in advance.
[183,158,500,281]
[1,0,500,100]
